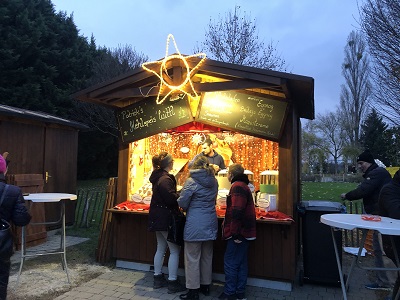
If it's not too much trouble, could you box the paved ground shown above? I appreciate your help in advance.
[7,234,396,300]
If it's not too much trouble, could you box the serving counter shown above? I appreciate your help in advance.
[108,208,295,291]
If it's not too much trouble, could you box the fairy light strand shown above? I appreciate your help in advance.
[142,34,206,104]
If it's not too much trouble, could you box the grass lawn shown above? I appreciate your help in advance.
[301,181,358,202]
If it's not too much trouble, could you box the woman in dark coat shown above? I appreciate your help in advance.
[0,154,31,300]
[148,152,185,294]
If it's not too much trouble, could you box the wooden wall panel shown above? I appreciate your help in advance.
[44,127,78,193]
[6,174,46,249]
[0,120,45,174]
[112,213,296,282]
[0,116,81,228]
[44,127,78,226]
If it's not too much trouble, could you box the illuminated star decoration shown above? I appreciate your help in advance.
[192,133,206,145]
[142,34,206,104]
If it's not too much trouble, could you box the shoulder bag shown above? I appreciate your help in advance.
[0,185,13,258]
[167,210,186,246]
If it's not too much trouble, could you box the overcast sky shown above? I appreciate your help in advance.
[51,0,361,117]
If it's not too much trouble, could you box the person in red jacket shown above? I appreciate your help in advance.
[219,163,256,300]
[0,154,31,300]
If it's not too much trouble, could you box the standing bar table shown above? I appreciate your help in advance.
[18,193,77,285]
[321,213,400,300]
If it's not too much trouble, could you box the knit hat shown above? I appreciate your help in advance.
[0,155,6,174]
[357,150,375,164]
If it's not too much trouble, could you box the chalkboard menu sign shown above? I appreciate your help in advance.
[116,95,193,143]
[197,91,288,141]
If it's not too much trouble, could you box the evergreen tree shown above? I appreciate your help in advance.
[0,0,95,117]
[360,109,391,165]
[385,126,400,166]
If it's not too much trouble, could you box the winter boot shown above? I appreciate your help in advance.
[179,289,200,300]
[200,284,210,296]
[153,274,168,289]
[168,278,186,294]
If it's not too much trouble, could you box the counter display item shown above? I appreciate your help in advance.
[260,170,279,194]
[257,193,278,212]
[217,169,231,190]
[216,189,229,208]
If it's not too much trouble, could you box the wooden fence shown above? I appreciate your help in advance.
[75,189,107,228]
[74,178,118,264]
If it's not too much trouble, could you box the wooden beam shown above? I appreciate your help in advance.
[199,64,283,86]
[194,80,281,93]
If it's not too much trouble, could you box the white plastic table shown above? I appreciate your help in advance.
[321,213,400,300]
[18,193,77,285]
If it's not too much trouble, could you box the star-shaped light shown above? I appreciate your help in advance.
[192,133,206,145]
[142,34,206,104]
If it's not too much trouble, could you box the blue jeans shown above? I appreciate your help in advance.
[223,238,249,296]
[154,231,181,280]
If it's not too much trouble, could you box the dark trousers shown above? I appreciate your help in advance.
[0,257,11,300]
[383,235,400,298]
[223,238,249,296]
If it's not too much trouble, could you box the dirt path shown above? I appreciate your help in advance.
[7,260,111,300]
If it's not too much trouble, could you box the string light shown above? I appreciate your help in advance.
[128,132,279,195]
[142,34,206,104]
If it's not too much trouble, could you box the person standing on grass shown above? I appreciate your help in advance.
[341,150,392,291]
[148,152,186,294]
[219,163,256,300]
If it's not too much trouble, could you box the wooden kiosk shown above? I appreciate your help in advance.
[73,46,314,290]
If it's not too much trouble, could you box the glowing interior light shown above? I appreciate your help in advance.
[142,34,206,104]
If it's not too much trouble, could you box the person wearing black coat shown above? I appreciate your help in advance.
[148,152,185,294]
[0,154,31,300]
[379,169,400,300]
[341,150,392,290]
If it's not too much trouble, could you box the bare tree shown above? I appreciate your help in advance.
[196,5,286,71]
[73,44,148,136]
[339,30,371,148]
[360,0,400,125]
[314,111,347,174]
[87,44,148,87]
[301,120,329,176]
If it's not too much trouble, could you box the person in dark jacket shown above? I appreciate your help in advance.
[188,139,225,174]
[379,169,400,300]
[148,152,185,294]
[0,154,31,300]
[177,156,218,300]
[341,150,392,290]
[219,163,256,300]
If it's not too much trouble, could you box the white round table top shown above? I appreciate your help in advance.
[23,193,77,203]
[321,213,400,235]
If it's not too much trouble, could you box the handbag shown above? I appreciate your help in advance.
[167,210,186,246]
[0,185,13,258]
